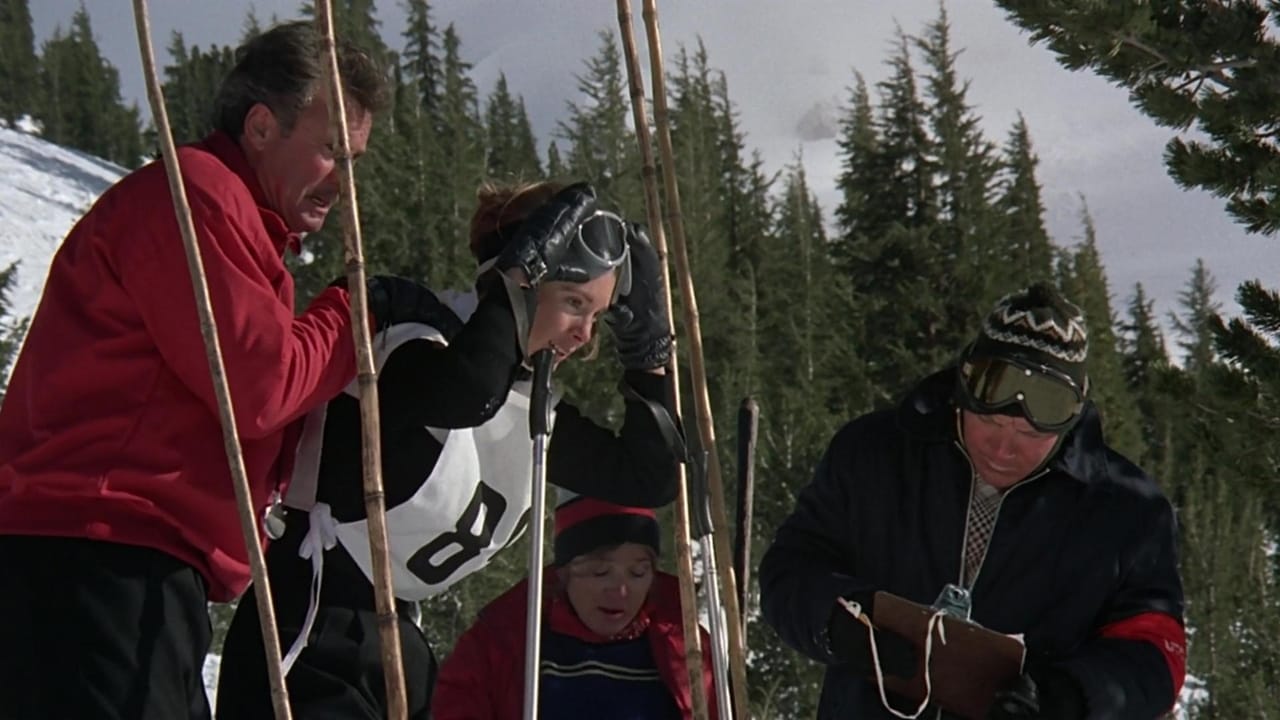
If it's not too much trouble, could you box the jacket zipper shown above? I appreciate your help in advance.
[954,435,1050,591]
[943,439,1049,719]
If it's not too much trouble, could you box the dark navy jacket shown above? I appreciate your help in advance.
[759,369,1185,719]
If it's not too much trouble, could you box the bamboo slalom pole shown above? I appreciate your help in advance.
[312,4,408,718]
[735,398,759,638]
[130,3,293,719]
[641,1,752,717]
[614,3,710,719]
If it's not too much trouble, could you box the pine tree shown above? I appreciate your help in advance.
[1118,283,1174,477]
[1158,263,1280,717]
[0,261,29,404]
[555,31,641,209]
[159,34,236,144]
[1212,281,1280,415]
[1059,203,1142,459]
[1171,259,1220,376]
[1210,280,1280,521]
[917,6,997,232]
[831,30,953,404]
[545,140,565,177]
[386,0,445,284]
[1165,261,1225,498]
[831,72,880,272]
[743,161,843,719]
[426,24,486,290]
[1178,436,1280,718]
[997,114,1055,288]
[995,1,1280,234]
[401,0,440,116]
[241,5,263,43]
[671,42,772,421]
[37,7,143,166]
[301,0,389,67]
[0,0,38,126]
[916,5,1001,343]
[483,74,542,181]
[875,30,935,231]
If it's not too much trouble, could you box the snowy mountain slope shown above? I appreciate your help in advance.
[0,122,125,323]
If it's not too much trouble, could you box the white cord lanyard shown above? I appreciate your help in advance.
[836,596,949,719]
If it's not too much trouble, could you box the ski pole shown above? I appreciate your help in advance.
[735,397,758,636]
[613,2,709,716]
[640,2,752,712]
[522,347,556,720]
[691,449,735,719]
[130,2,292,717]
[311,3,407,716]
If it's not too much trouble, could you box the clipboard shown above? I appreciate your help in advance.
[871,591,1026,719]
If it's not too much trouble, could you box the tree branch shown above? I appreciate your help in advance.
[1111,32,1256,89]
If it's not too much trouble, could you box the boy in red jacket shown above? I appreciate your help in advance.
[433,492,717,720]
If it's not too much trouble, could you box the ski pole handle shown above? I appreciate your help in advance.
[529,348,555,438]
[689,449,714,540]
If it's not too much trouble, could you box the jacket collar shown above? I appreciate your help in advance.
[198,131,302,256]
[896,366,1111,485]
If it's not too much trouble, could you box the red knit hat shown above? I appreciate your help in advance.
[553,491,661,566]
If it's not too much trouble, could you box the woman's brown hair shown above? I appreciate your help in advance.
[468,180,564,264]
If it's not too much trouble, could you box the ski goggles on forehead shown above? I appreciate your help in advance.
[572,209,632,297]
[959,355,1087,432]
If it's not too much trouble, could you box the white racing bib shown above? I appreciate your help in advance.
[285,292,557,601]
[336,372,551,600]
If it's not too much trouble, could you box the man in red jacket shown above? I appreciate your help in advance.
[0,20,397,720]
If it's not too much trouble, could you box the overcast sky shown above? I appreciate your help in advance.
[30,1,1280,355]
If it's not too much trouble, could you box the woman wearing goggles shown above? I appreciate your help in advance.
[216,181,682,720]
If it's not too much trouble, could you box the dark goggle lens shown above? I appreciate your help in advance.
[961,357,1083,430]
[577,211,629,267]
[575,211,632,297]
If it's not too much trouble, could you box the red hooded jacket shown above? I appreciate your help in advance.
[0,131,356,601]
[433,569,718,719]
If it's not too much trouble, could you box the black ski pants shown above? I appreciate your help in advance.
[216,583,437,720]
[0,535,213,720]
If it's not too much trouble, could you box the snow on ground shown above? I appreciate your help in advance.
[203,653,221,712]
[0,121,124,323]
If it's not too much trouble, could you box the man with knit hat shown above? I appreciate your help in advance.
[761,283,1186,719]
[432,490,717,719]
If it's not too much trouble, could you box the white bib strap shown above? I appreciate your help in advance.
[281,502,340,675]
[284,405,328,512]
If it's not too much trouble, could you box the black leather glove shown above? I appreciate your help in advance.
[604,223,672,370]
[362,275,459,334]
[828,592,918,679]
[493,182,598,287]
[987,665,1087,720]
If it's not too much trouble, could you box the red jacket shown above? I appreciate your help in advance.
[0,131,356,601]
[433,570,718,720]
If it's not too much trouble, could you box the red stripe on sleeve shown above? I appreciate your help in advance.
[1098,612,1186,697]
